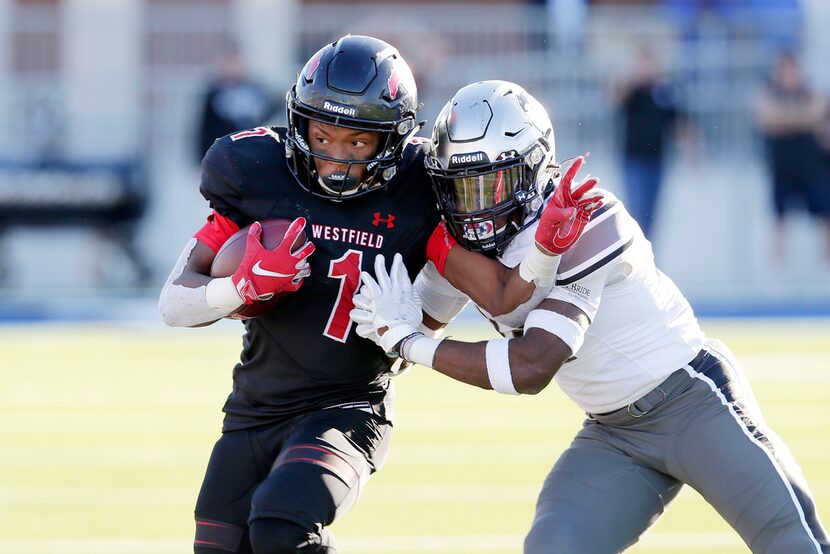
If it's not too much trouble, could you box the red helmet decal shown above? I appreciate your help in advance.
[387,68,400,100]
[448,109,458,126]
[305,50,323,81]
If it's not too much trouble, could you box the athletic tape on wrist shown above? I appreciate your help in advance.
[205,276,244,312]
[381,324,419,356]
[524,309,585,354]
[485,339,519,395]
[519,246,561,287]
[401,334,443,367]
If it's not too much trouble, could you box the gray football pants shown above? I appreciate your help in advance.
[525,341,829,554]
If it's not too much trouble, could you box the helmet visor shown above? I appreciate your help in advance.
[442,166,523,214]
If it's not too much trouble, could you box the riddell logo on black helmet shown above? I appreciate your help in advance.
[449,151,488,166]
[322,101,358,117]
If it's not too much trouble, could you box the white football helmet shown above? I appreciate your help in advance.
[425,80,556,254]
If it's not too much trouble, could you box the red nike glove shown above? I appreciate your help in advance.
[231,218,316,304]
[535,157,604,255]
[425,220,458,276]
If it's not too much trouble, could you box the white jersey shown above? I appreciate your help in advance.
[415,189,705,414]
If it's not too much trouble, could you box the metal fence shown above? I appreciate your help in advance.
[0,2,799,166]
[295,4,780,161]
[1,1,827,302]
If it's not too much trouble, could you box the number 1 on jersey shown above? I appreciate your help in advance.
[324,249,363,342]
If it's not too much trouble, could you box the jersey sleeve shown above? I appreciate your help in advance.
[198,139,249,229]
[547,192,637,321]
[414,261,470,325]
[193,210,241,253]
[546,263,610,322]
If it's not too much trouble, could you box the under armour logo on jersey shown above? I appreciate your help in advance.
[372,213,396,229]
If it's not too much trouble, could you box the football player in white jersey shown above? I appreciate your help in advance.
[351,80,829,553]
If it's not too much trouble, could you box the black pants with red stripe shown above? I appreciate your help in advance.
[194,405,392,553]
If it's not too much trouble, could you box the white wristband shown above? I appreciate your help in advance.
[485,339,519,395]
[519,245,561,288]
[380,323,419,355]
[205,276,243,311]
[400,334,443,367]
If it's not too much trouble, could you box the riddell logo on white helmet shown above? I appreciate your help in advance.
[449,152,487,166]
[322,101,357,117]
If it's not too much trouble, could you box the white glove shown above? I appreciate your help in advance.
[350,253,422,355]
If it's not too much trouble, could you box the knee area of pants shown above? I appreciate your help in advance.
[249,518,312,554]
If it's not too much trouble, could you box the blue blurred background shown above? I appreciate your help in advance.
[1,0,829,321]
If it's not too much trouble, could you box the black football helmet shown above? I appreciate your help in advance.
[425,80,556,255]
[285,35,421,200]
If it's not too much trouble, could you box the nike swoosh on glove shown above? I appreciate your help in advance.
[231,218,316,305]
[536,156,603,255]
[350,253,423,355]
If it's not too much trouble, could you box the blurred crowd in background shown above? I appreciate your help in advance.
[0,0,828,314]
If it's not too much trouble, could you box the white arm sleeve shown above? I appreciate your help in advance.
[158,238,242,327]
[413,261,470,325]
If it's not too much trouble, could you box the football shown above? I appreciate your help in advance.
[210,218,306,319]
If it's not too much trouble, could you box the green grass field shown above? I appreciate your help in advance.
[1,318,828,553]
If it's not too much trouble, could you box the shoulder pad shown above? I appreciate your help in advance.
[198,138,248,228]
[556,192,635,286]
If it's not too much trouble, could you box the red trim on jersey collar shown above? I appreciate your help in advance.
[194,210,241,253]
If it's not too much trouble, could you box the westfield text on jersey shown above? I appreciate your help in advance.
[310,224,385,249]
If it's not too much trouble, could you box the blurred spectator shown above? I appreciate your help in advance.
[819,111,830,252]
[754,51,830,264]
[612,44,690,240]
[195,42,277,162]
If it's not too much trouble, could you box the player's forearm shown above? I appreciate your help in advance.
[431,339,493,390]
[158,278,240,327]
[158,239,242,327]
[406,334,562,395]
[442,247,535,317]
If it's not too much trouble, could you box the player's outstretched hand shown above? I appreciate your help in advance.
[350,253,422,355]
[232,218,315,305]
[535,156,603,255]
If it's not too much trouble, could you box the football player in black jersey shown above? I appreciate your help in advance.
[158,36,593,553]
[158,35,441,554]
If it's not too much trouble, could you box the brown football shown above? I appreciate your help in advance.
[210,218,306,319]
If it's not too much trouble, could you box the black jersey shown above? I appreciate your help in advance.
[199,127,440,430]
